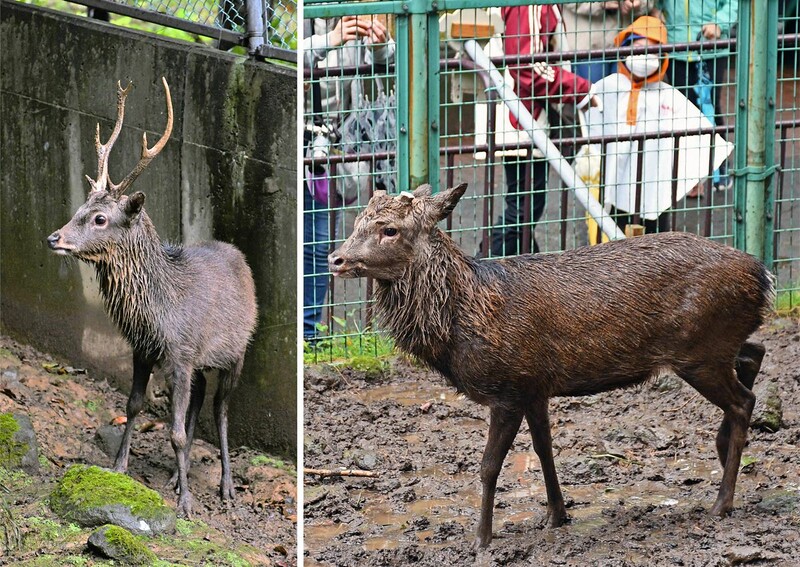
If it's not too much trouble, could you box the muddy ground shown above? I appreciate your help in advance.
[304,317,800,566]
[0,335,297,566]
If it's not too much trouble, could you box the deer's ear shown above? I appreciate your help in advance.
[124,191,146,217]
[430,183,468,222]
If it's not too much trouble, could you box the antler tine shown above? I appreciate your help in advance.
[87,81,133,194]
[109,77,173,198]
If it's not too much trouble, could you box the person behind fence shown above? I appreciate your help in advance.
[582,15,733,237]
[490,3,597,257]
[656,0,737,196]
[302,16,395,340]
[561,1,658,83]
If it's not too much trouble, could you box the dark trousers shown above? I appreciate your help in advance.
[490,156,547,256]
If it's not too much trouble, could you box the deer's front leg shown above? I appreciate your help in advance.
[169,364,194,518]
[477,406,523,548]
[113,354,152,473]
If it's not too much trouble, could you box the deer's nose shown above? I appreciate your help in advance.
[47,231,61,249]
[328,253,344,268]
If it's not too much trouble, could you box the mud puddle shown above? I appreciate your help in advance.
[304,317,800,566]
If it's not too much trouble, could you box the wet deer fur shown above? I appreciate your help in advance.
[329,183,774,547]
[47,79,257,517]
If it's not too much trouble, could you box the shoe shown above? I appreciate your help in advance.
[715,178,733,192]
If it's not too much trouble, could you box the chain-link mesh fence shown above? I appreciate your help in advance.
[21,0,297,60]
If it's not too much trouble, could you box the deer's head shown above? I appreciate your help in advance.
[328,183,468,281]
[47,78,173,262]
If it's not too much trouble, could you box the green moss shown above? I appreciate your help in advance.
[348,355,388,379]
[26,516,82,541]
[0,413,29,468]
[174,518,196,537]
[0,466,33,489]
[99,524,158,565]
[156,532,254,566]
[50,465,166,519]
[249,454,295,474]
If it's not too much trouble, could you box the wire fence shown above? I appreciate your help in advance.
[21,0,297,61]
[303,0,800,362]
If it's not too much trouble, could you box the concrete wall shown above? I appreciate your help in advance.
[0,2,297,457]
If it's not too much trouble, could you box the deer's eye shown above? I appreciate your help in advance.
[383,227,398,237]
[94,214,107,226]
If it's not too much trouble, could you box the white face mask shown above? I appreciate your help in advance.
[623,54,661,79]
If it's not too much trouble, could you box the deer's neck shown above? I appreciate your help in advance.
[94,214,181,359]
[374,229,494,363]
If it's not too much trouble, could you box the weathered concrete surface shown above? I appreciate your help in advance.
[0,2,297,457]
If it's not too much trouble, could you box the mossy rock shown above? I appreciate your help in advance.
[0,412,39,473]
[752,381,783,432]
[88,524,158,565]
[347,355,387,380]
[50,465,176,535]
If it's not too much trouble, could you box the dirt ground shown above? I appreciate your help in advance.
[304,317,800,566]
[0,335,297,566]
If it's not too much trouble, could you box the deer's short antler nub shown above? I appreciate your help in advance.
[85,78,173,198]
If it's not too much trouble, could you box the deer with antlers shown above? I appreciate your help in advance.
[47,78,258,517]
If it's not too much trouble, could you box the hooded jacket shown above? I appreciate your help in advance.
[614,15,670,126]
[501,5,592,129]
[583,16,733,220]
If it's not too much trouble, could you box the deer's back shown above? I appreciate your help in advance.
[445,232,772,403]
[161,240,257,370]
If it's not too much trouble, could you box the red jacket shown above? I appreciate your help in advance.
[501,5,591,128]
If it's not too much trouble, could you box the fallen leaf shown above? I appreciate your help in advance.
[138,420,165,432]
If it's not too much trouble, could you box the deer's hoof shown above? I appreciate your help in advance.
[546,509,569,528]
[474,526,492,549]
[710,501,732,517]
[177,493,193,519]
[165,470,179,492]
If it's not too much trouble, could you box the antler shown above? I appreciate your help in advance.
[85,77,174,198]
[85,80,132,194]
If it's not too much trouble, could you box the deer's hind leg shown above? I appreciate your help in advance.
[709,341,766,467]
[677,362,755,517]
[214,358,243,501]
[167,370,206,491]
[113,353,153,473]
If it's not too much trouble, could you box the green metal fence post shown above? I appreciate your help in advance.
[735,0,778,260]
[409,10,430,188]
[396,11,411,191]
[427,8,441,192]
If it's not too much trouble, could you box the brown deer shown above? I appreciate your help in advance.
[329,183,773,547]
[47,78,257,517]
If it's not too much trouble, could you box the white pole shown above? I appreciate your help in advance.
[462,39,625,241]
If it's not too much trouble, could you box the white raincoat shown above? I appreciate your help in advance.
[584,73,732,220]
